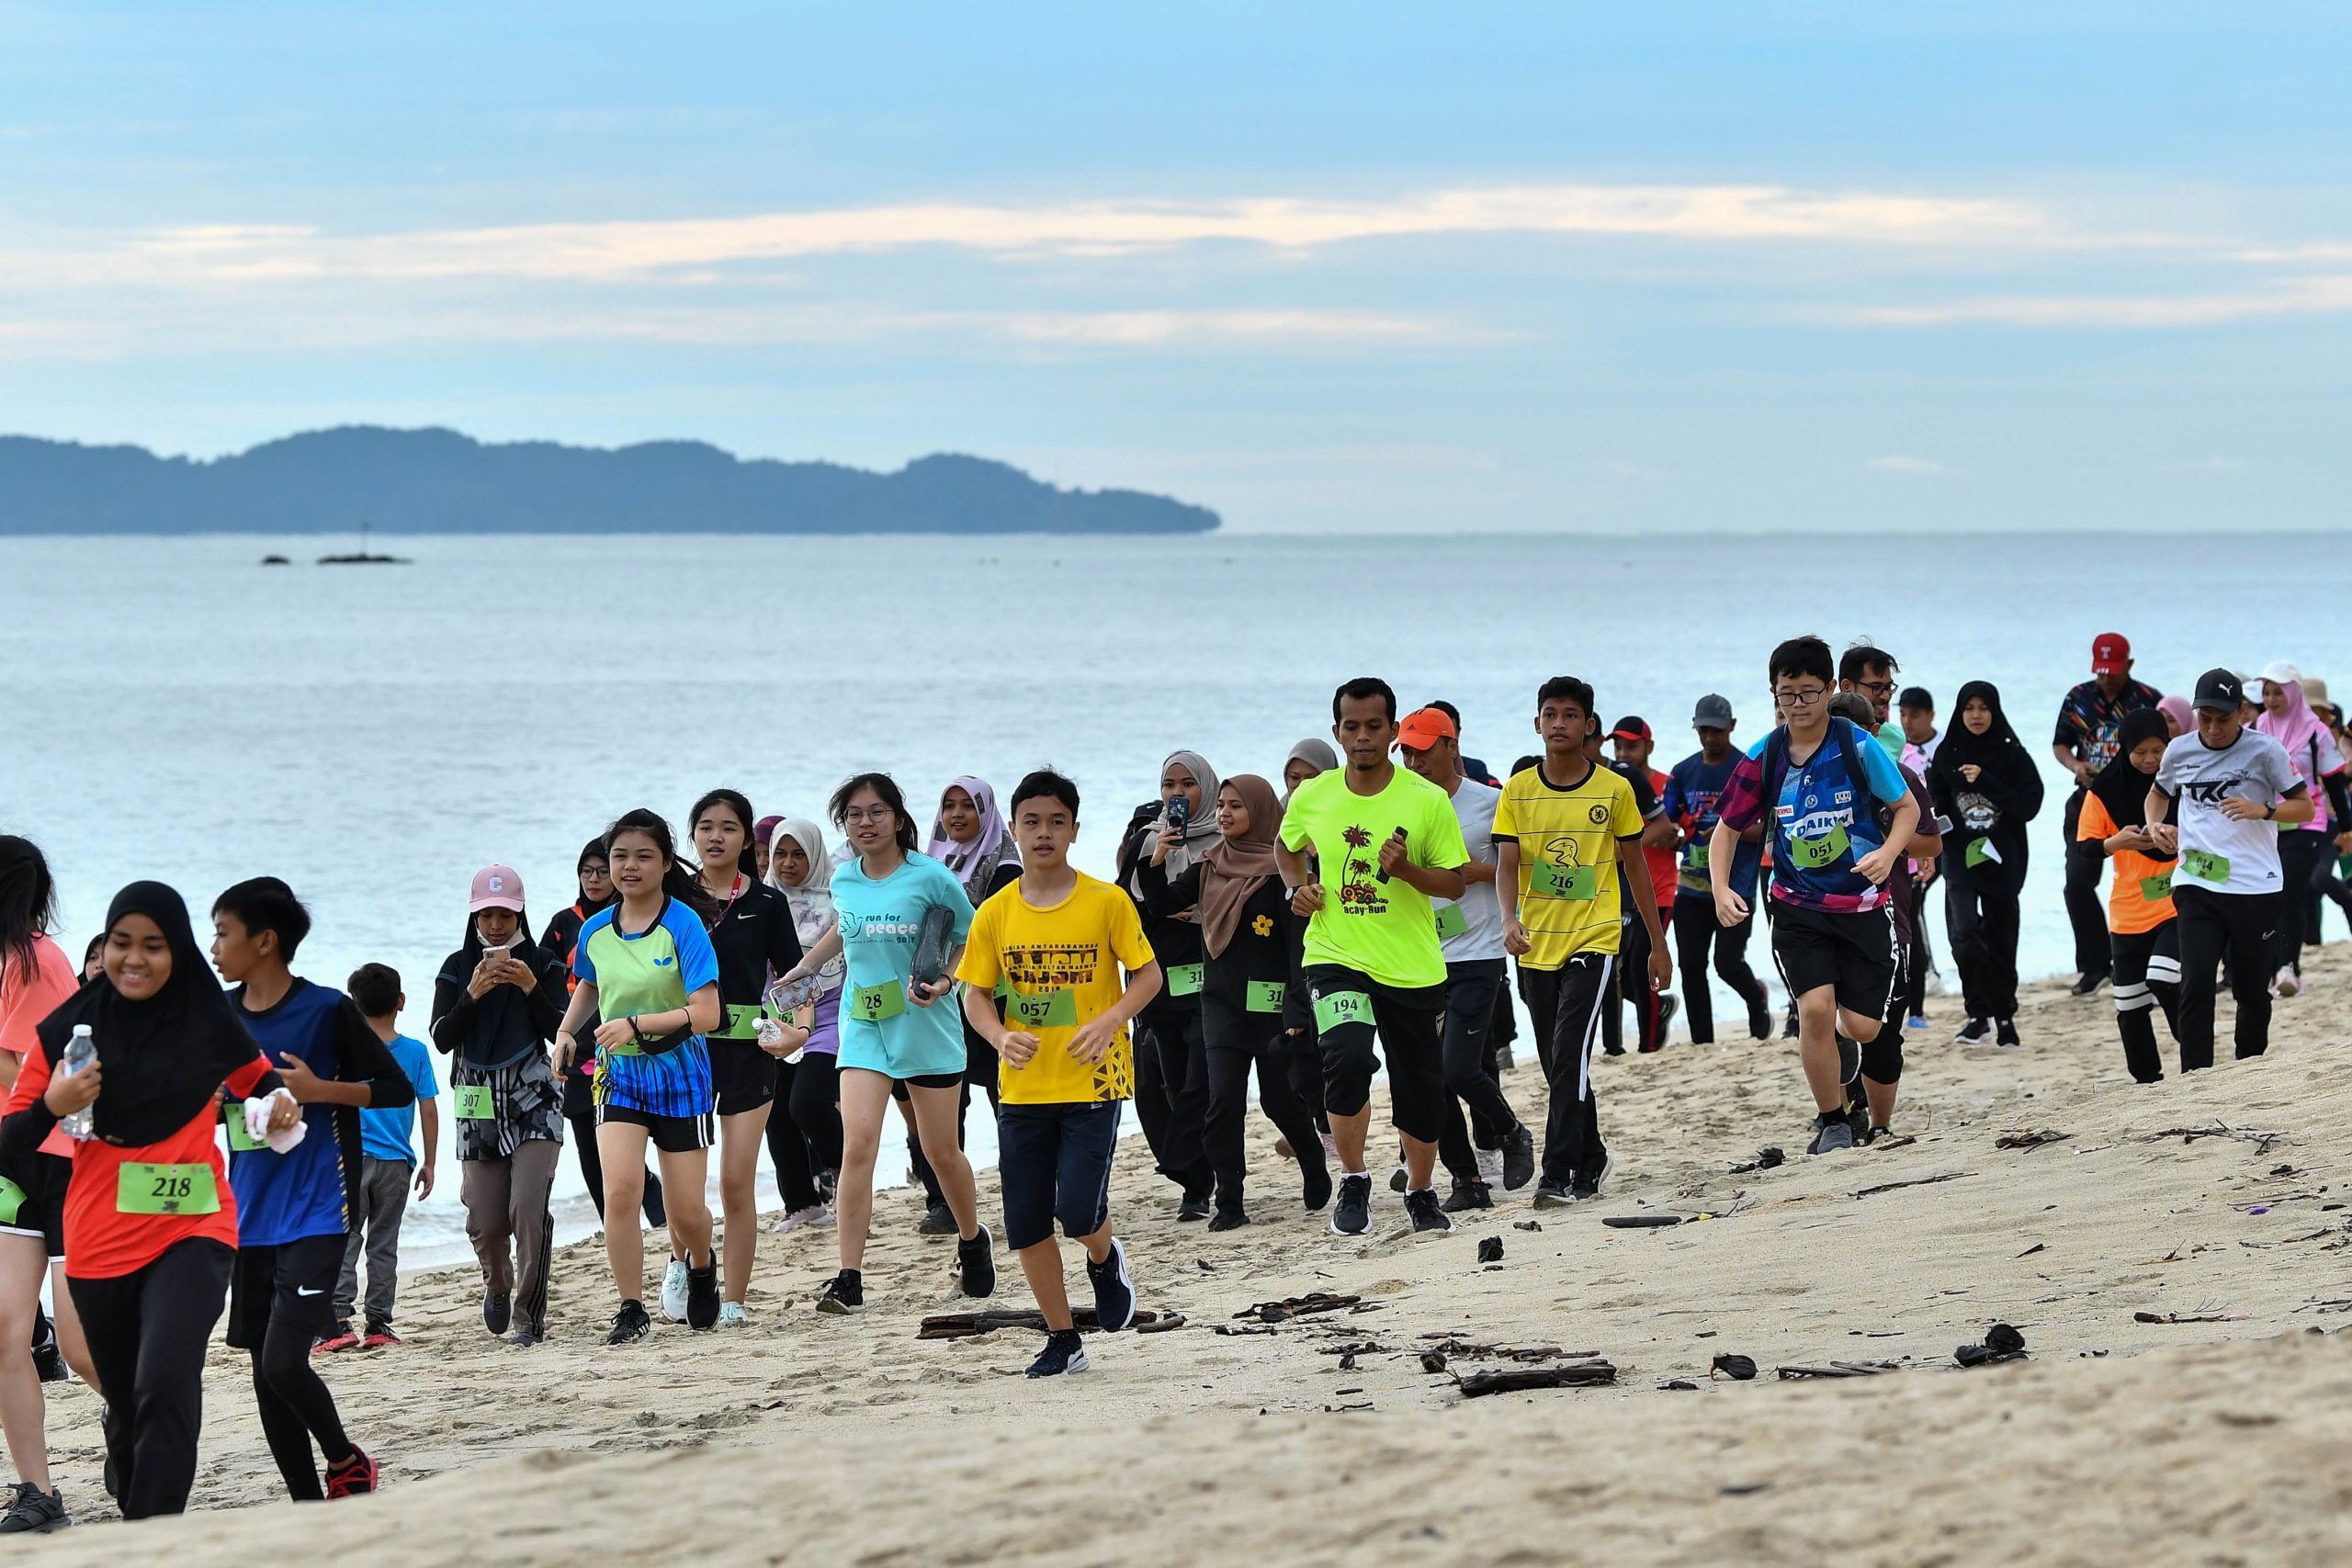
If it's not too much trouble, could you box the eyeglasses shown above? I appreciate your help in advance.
[841,807,897,825]
[1772,686,1827,707]
[1855,679,1897,699]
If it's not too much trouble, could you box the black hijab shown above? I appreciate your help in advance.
[1929,681,2046,826]
[33,882,264,1147]
[442,906,560,1071]
[2089,707,2175,845]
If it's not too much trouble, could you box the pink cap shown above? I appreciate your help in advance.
[469,865,526,913]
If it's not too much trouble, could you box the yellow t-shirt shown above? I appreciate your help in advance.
[1493,760,1645,970]
[1278,765,1470,989]
[955,871,1155,1106]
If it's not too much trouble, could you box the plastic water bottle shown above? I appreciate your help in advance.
[58,1026,97,1141]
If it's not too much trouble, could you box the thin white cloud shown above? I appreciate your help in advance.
[0,183,2062,290]
[1849,274,2352,328]
[1867,455,1947,474]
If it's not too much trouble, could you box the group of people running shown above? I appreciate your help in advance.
[0,632,2345,1533]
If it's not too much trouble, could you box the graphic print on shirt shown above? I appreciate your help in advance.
[1334,824,1387,913]
[996,940,1134,1100]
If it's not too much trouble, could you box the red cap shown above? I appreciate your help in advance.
[1608,716,1653,743]
[1395,707,1458,751]
[469,865,526,913]
[2091,633,2130,675]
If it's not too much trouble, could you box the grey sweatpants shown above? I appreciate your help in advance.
[334,1155,414,1328]
[461,1138,560,1338]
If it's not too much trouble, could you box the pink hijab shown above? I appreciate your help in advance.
[2255,663,2329,764]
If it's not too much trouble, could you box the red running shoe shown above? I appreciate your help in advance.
[361,1327,402,1349]
[323,1449,379,1499]
[312,1326,360,1355]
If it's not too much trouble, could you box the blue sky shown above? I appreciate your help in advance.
[3,3,2349,531]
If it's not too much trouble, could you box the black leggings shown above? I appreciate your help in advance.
[903,1035,1001,1209]
[2111,921,2183,1083]
[2175,886,2280,1070]
[1602,910,1666,1053]
[1670,897,1769,1043]
[765,1057,821,1212]
[778,1051,842,1191]
[69,1238,232,1520]
[567,1105,665,1227]
[251,1323,350,1499]
[1945,871,2023,1021]
[1435,962,1515,1186]
[1200,990,1328,1212]
[1140,1002,1212,1198]
[2273,831,2328,975]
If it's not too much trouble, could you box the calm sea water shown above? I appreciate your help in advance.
[6,530,2347,1268]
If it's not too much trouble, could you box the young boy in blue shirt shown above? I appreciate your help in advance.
[319,963,439,1352]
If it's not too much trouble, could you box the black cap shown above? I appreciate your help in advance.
[2193,667,2243,713]
[1897,686,1933,712]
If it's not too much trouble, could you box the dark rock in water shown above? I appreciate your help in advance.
[260,554,289,565]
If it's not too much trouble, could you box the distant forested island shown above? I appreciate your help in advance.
[0,426,1220,536]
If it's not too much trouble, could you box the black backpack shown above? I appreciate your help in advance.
[1758,717,1894,842]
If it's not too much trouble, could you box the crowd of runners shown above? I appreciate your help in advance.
[0,632,2346,1529]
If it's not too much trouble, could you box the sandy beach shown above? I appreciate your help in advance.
[18,953,2352,1566]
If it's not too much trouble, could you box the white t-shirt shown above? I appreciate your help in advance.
[2156,728,2304,896]
[1435,776,1506,962]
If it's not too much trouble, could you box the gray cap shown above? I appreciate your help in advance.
[1691,694,1735,730]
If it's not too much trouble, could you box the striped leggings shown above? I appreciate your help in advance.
[2111,921,2182,1085]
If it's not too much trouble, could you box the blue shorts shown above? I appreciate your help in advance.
[996,1102,1121,1251]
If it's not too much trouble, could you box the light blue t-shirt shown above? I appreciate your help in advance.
[359,1032,439,1165]
[831,852,976,1080]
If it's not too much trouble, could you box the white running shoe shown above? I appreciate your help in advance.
[718,1301,751,1325]
[771,1205,831,1234]
[660,1258,690,1323]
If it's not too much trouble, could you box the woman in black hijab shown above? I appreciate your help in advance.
[1928,682,2047,1048]
[0,883,296,1519]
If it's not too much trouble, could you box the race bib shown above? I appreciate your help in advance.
[0,1177,24,1226]
[1528,862,1599,901]
[1314,990,1374,1032]
[2139,872,2175,903]
[455,1084,496,1121]
[1433,903,1468,940]
[1166,963,1204,998]
[1246,979,1288,1014]
[116,1162,220,1216]
[848,981,908,1023]
[1963,838,1994,869]
[717,1001,764,1039]
[2182,848,2231,884]
[1004,988,1080,1030]
[1787,824,1851,871]
[223,1104,266,1152]
[1685,843,1710,872]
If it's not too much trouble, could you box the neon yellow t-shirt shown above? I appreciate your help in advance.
[1493,760,1645,970]
[955,871,1155,1106]
[1277,766,1469,989]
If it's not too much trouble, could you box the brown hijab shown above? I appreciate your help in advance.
[1197,774,1283,959]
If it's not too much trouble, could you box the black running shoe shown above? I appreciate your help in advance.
[1206,1210,1250,1232]
[605,1299,651,1345]
[957,1224,998,1299]
[1532,1182,1576,1209]
[29,1314,65,1385]
[2069,971,2109,999]
[685,1256,720,1330]
[1087,1236,1136,1331]
[1806,1114,1856,1156]
[482,1289,511,1337]
[1441,1179,1492,1213]
[1572,1151,1614,1202]
[1747,1005,1773,1041]
[1330,1173,1374,1236]
[817,1269,865,1314]
[1954,1017,1993,1045]
[1996,1018,2022,1050]
[1026,1328,1090,1379]
[917,1203,958,1236]
[0,1481,67,1535]
[1404,1188,1453,1235]
[1781,1008,1799,1040]
[1501,1124,1537,1190]
[1176,1192,1211,1223]
[1387,1166,1409,1194]
[1301,1161,1333,1213]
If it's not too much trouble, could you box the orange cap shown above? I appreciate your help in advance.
[1396,706,1458,751]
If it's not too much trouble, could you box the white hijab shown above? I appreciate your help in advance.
[766,817,844,996]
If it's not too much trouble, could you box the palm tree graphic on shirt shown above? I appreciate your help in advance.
[1339,825,1380,907]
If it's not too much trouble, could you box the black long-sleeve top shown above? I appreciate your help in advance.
[1136,858,1306,1013]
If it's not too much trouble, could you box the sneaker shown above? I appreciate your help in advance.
[1572,1151,1614,1202]
[313,1324,360,1355]
[1996,1018,2022,1050]
[1870,1125,1893,1143]
[482,1289,511,1337]
[1475,1145,1506,1187]
[1502,1124,1537,1190]
[659,1259,689,1323]
[1781,1008,1799,1040]
[0,1481,67,1534]
[508,1329,545,1348]
[1532,1182,1577,1209]
[29,1319,65,1385]
[1025,1328,1090,1379]
[1301,1161,1333,1213]
[917,1203,959,1236]
[1207,1210,1250,1232]
[2068,971,2109,999]
[1087,1236,1136,1331]
[605,1299,652,1344]
[1954,1017,1994,1045]
[1905,1014,1930,1032]
[718,1301,751,1326]
[2274,966,2302,999]
[1405,1188,1454,1235]
[1747,1007,1773,1041]
[684,1256,720,1330]
[1330,1173,1374,1236]
[1176,1192,1211,1223]
[1387,1166,1409,1194]
[1441,1179,1492,1213]
[816,1269,865,1315]
[771,1205,831,1234]
[1807,1114,1857,1156]
[323,1448,379,1500]
[361,1325,401,1349]
[956,1225,998,1299]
